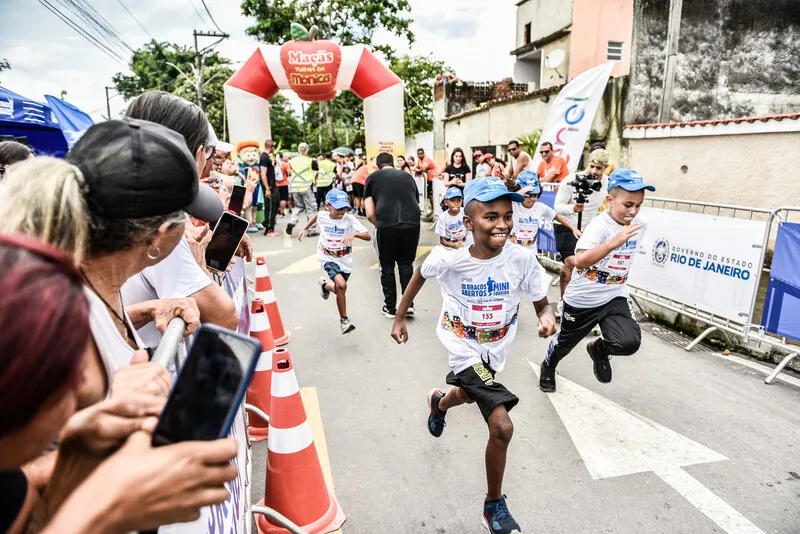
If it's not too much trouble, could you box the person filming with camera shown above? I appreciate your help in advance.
[553,148,610,315]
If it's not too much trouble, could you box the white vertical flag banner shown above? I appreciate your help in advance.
[532,62,614,173]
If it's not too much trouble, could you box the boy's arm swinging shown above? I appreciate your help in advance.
[297,212,320,241]
[391,268,426,343]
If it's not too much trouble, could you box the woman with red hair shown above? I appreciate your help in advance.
[0,234,237,532]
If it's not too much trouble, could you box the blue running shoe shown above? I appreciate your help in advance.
[426,388,446,437]
[482,496,521,534]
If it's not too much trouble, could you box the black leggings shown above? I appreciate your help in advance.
[264,185,280,231]
[376,225,421,310]
[315,185,332,210]
[545,296,641,368]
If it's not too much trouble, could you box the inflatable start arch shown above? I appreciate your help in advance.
[224,31,404,161]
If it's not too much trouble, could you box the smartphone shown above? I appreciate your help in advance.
[151,325,262,446]
[205,211,249,273]
[228,184,247,215]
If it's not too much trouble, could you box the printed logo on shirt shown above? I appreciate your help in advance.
[322,223,347,235]
[460,276,510,297]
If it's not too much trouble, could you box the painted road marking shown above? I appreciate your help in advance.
[300,386,341,534]
[283,231,293,249]
[276,245,372,275]
[369,245,434,270]
[528,360,764,533]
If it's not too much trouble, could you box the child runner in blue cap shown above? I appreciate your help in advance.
[391,177,557,534]
[511,170,580,250]
[539,168,654,392]
[299,188,371,334]
[436,186,471,250]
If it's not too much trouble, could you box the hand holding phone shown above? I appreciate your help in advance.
[151,325,262,446]
[205,212,249,273]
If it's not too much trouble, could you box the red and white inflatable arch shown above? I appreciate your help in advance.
[224,43,404,160]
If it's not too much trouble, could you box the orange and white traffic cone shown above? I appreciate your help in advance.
[255,256,290,346]
[246,298,275,442]
[256,348,346,534]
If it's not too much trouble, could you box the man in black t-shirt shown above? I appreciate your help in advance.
[365,152,421,317]
[259,139,279,236]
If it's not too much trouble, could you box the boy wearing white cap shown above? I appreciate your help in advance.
[299,188,370,334]
[540,169,655,392]
[391,177,557,534]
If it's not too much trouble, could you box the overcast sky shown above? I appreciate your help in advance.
[1,0,516,123]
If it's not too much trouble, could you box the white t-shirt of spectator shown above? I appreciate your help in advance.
[421,245,547,374]
[85,287,144,383]
[476,163,491,178]
[316,211,367,273]
[435,209,469,244]
[510,201,555,248]
[564,211,648,309]
[121,237,212,349]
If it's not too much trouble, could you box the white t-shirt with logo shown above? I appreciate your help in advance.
[435,208,470,246]
[316,211,367,273]
[421,245,548,374]
[564,212,647,308]
[510,201,555,248]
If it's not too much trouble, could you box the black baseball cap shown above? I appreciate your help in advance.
[67,118,223,221]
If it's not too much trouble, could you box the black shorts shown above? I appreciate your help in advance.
[323,261,350,282]
[426,181,433,196]
[555,224,578,260]
[278,185,289,201]
[446,362,519,422]
[352,182,364,199]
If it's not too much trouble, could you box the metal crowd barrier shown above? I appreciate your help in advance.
[151,317,307,534]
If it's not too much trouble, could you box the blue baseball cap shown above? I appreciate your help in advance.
[607,168,655,192]
[445,186,463,199]
[516,170,541,195]
[326,188,350,209]
[464,177,524,207]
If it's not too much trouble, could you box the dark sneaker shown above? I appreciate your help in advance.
[539,362,556,392]
[286,223,295,235]
[587,340,612,383]
[307,230,320,237]
[319,278,330,300]
[340,317,355,334]
[426,388,446,437]
[381,305,396,318]
[482,495,521,534]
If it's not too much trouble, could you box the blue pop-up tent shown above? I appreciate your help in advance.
[0,85,93,157]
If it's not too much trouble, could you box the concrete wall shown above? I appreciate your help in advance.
[569,0,634,78]
[625,130,800,208]
[627,0,800,124]
[516,0,574,48]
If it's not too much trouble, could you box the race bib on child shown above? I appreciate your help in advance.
[469,303,506,328]
[515,227,537,246]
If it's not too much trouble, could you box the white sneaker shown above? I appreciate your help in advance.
[555,300,563,319]
[340,317,355,334]
[406,305,416,317]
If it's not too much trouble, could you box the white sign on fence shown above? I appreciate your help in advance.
[628,207,766,322]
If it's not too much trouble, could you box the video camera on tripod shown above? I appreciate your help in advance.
[567,172,603,230]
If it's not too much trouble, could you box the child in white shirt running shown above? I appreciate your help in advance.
[391,177,557,534]
[539,169,654,392]
[510,170,580,250]
[299,188,370,334]
[435,186,471,250]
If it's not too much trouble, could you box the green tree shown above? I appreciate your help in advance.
[390,54,451,136]
[112,40,232,136]
[240,0,414,147]
[269,93,303,150]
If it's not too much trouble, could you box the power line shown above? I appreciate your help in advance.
[199,0,225,34]
[187,0,211,29]
[115,0,155,40]
[38,0,125,62]
[60,0,134,54]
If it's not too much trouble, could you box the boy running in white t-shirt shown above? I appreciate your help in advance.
[510,170,580,250]
[436,186,471,250]
[299,188,370,334]
[539,169,654,392]
[392,177,557,534]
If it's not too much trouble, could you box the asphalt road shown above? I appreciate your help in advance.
[248,215,800,534]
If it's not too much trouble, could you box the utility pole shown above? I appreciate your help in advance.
[318,102,323,150]
[658,0,683,123]
[192,30,229,111]
[301,103,307,142]
[105,86,115,119]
